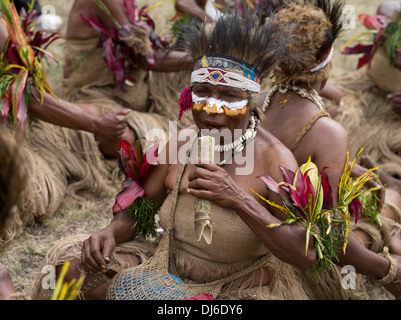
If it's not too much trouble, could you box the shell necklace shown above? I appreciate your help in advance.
[214,113,260,154]
[198,113,260,166]
[262,84,325,112]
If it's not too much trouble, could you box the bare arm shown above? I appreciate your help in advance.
[94,0,192,72]
[138,49,193,72]
[306,117,400,297]
[28,87,130,140]
[80,139,172,274]
[175,0,214,23]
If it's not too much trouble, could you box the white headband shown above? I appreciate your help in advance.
[277,46,334,74]
[191,68,261,93]
[309,47,334,73]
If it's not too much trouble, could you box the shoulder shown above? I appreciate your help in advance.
[310,116,349,147]
[255,128,298,173]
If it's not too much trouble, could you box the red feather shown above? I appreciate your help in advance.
[178,86,193,120]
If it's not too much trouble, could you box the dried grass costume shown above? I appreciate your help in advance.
[0,1,116,242]
[1,0,196,241]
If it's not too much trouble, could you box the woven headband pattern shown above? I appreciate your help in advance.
[192,54,261,93]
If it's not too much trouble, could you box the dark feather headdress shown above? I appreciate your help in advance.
[173,7,293,82]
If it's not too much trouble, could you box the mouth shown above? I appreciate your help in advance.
[201,121,226,131]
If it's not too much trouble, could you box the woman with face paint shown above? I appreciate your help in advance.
[32,10,359,301]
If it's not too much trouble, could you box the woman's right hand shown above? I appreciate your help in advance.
[80,227,117,275]
[80,211,137,274]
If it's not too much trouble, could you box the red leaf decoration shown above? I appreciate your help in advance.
[113,139,159,215]
[321,167,333,210]
[358,14,383,30]
[342,44,373,55]
[279,165,296,184]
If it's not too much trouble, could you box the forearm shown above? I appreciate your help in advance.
[108,211,137,244]
[336,234,390,279]
[175,1,213,23]
[28,89,98,134]
[233,193,316,271]
[151,50,193,72]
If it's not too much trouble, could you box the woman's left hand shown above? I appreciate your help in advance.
[187,162,247,209]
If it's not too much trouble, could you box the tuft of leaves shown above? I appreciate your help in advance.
[127,196,158,239]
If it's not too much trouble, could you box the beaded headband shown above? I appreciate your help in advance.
[191,54,261,93]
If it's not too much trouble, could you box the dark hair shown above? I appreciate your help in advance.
[172,7,294,81]
[273,0,345,84]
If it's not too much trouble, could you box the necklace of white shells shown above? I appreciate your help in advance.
[198,112,260,166]
[261,84,325,112]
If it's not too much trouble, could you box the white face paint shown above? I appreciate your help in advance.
[192,93,248,112]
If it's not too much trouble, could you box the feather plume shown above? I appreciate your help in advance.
[171,6,294,81]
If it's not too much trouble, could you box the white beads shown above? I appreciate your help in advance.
[214,114,259,154]
[262,84,325,113]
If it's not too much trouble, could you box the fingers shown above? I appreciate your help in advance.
[80,235,112,274]
[188,177,211,191]
[186,187,214,200]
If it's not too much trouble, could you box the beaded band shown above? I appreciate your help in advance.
[192,54,261,93]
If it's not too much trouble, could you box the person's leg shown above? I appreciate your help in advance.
[0,269,18,300]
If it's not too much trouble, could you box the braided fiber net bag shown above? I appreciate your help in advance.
[105,232,224,300]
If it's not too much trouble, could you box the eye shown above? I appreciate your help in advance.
[192,85,209,95]
[221,89,247,101]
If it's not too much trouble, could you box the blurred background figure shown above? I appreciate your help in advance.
[12,0,63,30]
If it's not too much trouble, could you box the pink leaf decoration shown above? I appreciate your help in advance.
[113,178,146,215]
[184,294,215,300]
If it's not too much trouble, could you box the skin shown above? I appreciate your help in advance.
[62,83,318,299]
[0,269,17,300]
[174,0,282,23]
[259,76,401,299]
[175,0,215,24]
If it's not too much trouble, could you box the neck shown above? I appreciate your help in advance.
[290,81,321,92]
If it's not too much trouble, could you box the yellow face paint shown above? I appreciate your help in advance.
[191,94,249,116]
